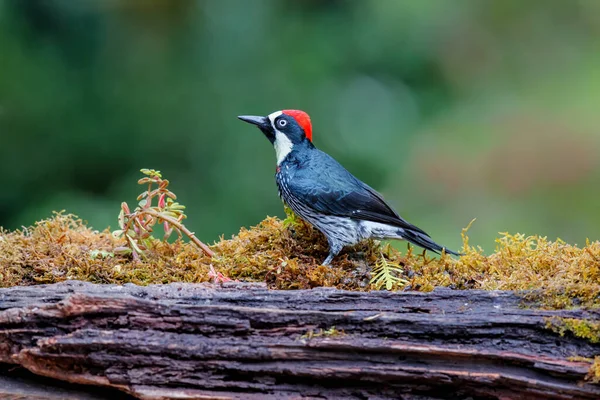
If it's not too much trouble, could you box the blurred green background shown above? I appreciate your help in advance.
[1,0,599,253]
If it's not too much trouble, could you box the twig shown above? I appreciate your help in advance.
[143,209,214,257]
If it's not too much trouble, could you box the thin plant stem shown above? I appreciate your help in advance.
[142,209,214,257]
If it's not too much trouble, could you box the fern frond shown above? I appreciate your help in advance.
[370,252,408,290]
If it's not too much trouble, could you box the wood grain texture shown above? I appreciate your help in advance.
[0,281,598,399]
[0,364,134,400]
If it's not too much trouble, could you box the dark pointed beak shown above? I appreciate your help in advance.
[238,115,269,129]
[238,114,275,143]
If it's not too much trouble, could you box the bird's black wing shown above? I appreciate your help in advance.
[286,150,429,236]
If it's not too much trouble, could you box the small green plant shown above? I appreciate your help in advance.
[282,205,303,227]
[370,251,408,290]
[112,169,214,260]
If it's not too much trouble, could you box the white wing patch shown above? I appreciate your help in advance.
[359,220,404,240]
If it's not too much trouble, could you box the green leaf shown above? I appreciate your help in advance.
[89,250,115,260]
[113,246,132,255]
[127,235,144,255]
[140,168,161,178]
[168,202,185,210]
[118,208,126,230]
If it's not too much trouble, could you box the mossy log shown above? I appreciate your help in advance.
[0,281,599,400]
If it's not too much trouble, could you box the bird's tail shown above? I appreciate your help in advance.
[401,229,462,256]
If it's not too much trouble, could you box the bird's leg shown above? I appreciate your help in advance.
[321,241,342,266]
[322,252,335,266]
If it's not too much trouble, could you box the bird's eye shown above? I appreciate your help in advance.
[277,119,287,128]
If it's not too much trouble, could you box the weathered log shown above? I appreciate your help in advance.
[0,364,134,399]
[0,281,598,400]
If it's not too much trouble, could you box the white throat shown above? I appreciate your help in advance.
[274,132,293,165]
[268,111,294,165]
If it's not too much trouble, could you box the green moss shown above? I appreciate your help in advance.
[567,356,600,384]
[300,326,345,340]
[546,318,600,385]
[0,210,599,311]
[587,356,600,384]
[545,317,600,344]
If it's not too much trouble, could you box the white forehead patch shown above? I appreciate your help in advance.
[268,110,283,124]
[268,111,292,165]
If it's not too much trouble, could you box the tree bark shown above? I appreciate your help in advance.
[0,364,134,400]
[0,281,598,400]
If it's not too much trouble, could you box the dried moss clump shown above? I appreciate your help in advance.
[0,212,213,287]
[409,232,600,309]
[0,210,599,310]
[210,211,389,290]
[212,214,600,307]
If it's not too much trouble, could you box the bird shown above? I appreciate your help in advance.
[238,109,461,266]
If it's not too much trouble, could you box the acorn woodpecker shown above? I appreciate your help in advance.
[238,110,461,265]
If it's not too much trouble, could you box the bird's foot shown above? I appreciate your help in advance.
[321,253,335,267]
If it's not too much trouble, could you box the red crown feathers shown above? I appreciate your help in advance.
[282,109,312,142]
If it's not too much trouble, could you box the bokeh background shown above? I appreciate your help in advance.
[1,0,599,253]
